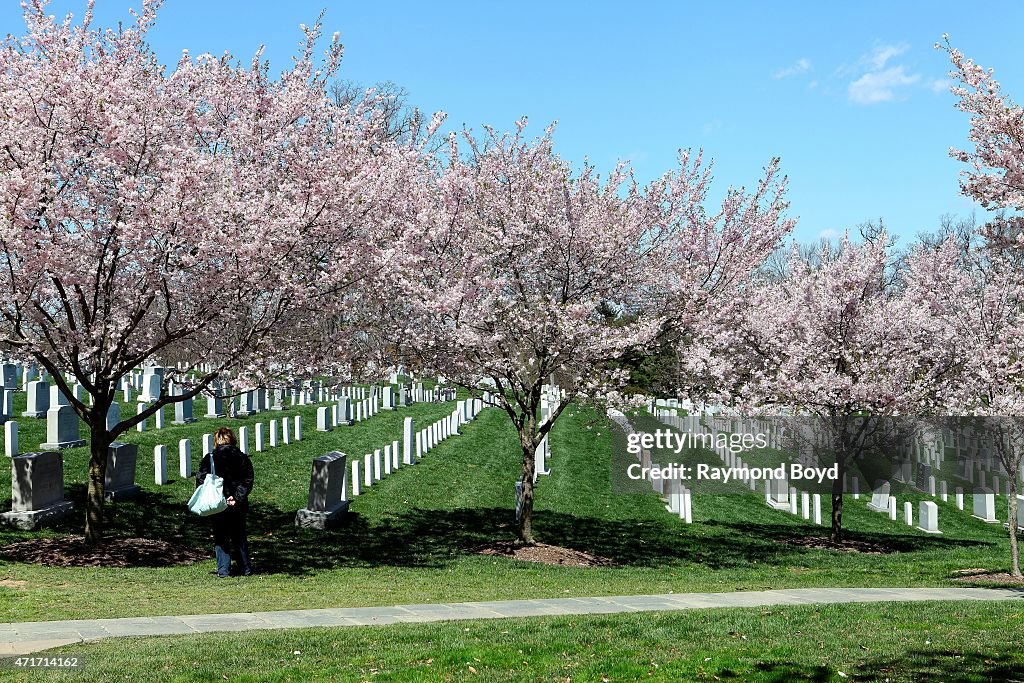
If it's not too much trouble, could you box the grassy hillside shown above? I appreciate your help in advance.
[0,397,1016,621]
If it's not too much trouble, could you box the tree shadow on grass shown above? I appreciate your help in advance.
[852,649,1024,682]
[0,486,1001,576]
[715,650,1024,682]
[703,520,994,554]
[0,483,218,551]
[721,661,833,682]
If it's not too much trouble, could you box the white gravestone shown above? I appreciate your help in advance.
[22,380,49,418]
[403,417,415,465]
[179,439,192,478]
[316,407,332,432]
[867,481,891,513]
[154,445,168,485]
[972,487,997,523]
[351,459,361,497]
[917,501,942,534]
[40,404,85,450]
[5,422,18,458]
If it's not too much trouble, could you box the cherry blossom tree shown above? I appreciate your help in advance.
[731,233,960,542]
[906,235,1024,576]
[938,37,1024,243]
[937,39,1024,574]
[0,0,403,544]
[391,120,792,544]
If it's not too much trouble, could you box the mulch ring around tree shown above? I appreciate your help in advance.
[951,568,1024,585]
[780,536,897,554]
[0,536,209,568]
[474,541,616,567]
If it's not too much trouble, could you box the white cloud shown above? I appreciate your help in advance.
[845,43,938,105]
[819,228,840,241]
[772,58,811,79]
[866,44,908,70]
[930,77,952,94]
[848,65,920,104]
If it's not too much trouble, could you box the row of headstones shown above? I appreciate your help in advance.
[3,359,401,418]
[0,361,46,392]
[532,385,560,482]
[847,423,1024,489]
[895,426,1024,497]
[673,413,1024,491]
[4,378,436,460]
[295,398,490,529]
[13,357,414,419]
[867,479,1024,530]
[657,415,761,492]
[609,409,695,524]
[0,390,499,530]
[152,416,304,485]
[15,376,364,454]
[863,481,941,533]
[349,400,482,497]
[315,395,380,431]
[0,440,145,530]
[1,362,216,398]
[0,412,309,529]
[761,478,825,524]
[761,475,940,532]
[677,416,823,526]
[690,414,1021,507]
[889,459,1018,500]
[672,415,823,526]
[41,360,380,413]
[951,457,1024,492]
[7,381,196,455]
[650,397,702,415]
[9,384,88,451]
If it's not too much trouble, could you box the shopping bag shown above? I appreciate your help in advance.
[188,452,227,516]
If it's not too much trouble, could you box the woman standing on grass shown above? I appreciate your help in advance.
[196,427,255,577]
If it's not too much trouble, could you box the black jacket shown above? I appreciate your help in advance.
[196,444,255,503]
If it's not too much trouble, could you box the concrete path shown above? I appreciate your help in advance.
[2,587,1021,656]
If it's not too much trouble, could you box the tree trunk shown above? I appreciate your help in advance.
[829,428,847,543]
[84,420,112,546]
[1009,477,1021,578]
[517,437,537,545]
[830,490,843,543]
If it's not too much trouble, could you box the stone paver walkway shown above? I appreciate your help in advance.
[2,587,1021,655]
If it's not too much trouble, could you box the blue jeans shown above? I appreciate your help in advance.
[211,504,250,577]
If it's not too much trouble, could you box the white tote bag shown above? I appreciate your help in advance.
[188,451,228,516]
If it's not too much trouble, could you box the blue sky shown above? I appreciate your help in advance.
[5,1,1023,244]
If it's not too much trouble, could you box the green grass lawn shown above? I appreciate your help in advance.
[0,394,1019,622]
[4,600,1023,682]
